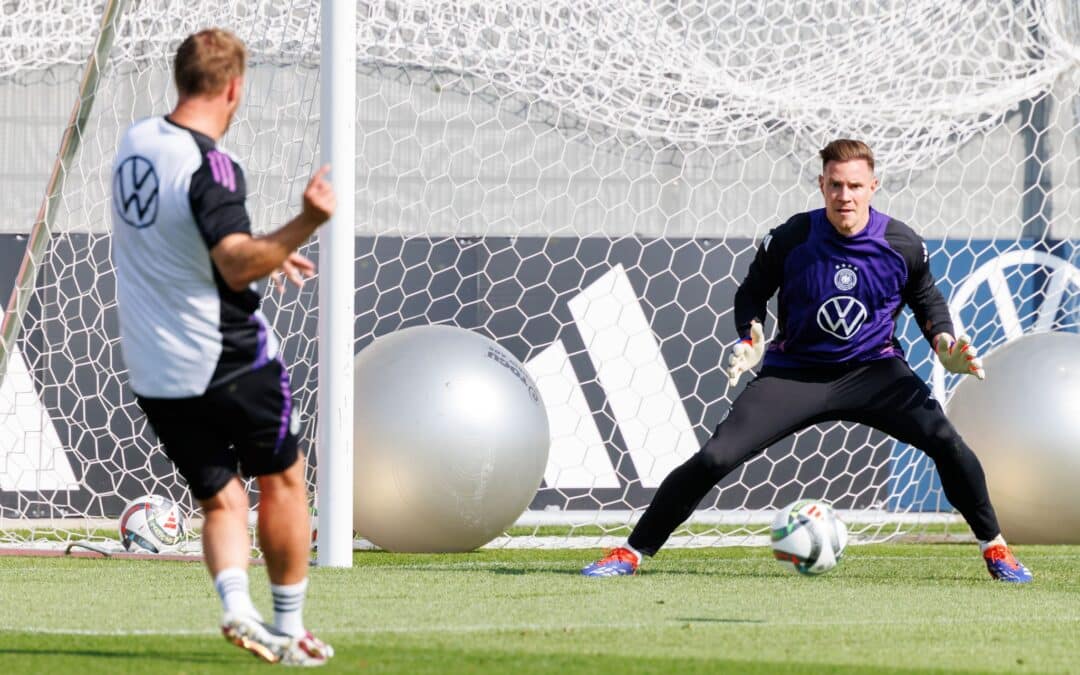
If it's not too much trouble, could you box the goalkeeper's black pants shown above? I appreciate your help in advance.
[627,357,1000,556]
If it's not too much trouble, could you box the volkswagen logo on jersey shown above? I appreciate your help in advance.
[816,296,868,340]
[113,155,159,228]
[833,263,857,291]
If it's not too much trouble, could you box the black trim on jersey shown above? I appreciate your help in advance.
[210,266,264,386]
[164,116,265,388]
[169,117,253,249]
[883,218,955,344]
[733,212,811,339]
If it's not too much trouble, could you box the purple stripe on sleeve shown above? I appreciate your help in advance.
[251,314,270,370]
[207,150,236,192]
[275,359,293,454]
[225,155,236,192]
[208,151,223,185]
[215,152,227,188]
[215,153,227,190]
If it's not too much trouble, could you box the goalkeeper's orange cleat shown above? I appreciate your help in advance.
[581,547,640,577]
[983,544,1032,583]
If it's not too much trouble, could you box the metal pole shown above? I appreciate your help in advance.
[317,0,356,568]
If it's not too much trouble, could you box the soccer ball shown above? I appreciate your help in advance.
[770,499,848,575]
[119,494,187,553]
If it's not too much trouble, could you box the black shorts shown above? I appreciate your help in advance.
[137,360,300,500]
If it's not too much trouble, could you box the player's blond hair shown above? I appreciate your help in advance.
[173,29,247,97]
[819,139,875,173]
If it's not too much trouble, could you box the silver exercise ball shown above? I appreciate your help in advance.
[352,325,550,552]
[947,331,1080,544]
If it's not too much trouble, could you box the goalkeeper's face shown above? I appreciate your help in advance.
[819,159,878,237]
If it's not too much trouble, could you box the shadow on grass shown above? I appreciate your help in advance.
[0,646,234,665]
[377,563,983,587]
[674,617,767,624]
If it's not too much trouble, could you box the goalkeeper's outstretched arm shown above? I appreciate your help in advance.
[733,229,782,340]
[728,225,789,385]
[731,214,810,339]
[889,222,985,380]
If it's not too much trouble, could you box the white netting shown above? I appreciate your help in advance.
[2,1,1078,166]
[1,0,1078,550]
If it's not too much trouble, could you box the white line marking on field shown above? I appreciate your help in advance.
[6,614,1080,637]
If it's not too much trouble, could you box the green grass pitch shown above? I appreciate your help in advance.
[0,544,1075,673]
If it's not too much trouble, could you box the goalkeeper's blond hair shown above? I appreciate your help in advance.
[819,139,875,173]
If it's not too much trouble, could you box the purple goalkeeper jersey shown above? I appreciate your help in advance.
[733,207,954,368]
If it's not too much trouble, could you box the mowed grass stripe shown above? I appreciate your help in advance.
[291,552,1080,570]
[0,633,957,675]
[7,612,1080,636]
[0,544,1076,674]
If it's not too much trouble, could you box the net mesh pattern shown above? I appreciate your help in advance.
[0,0,1077,549]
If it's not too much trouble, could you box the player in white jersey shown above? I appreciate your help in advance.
[111,29,335,665]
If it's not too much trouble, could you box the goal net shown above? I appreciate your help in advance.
[1,0,1078,552]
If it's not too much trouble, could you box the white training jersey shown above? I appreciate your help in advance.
[111,116,279,398]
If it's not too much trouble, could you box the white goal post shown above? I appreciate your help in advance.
[316,0,356,568]
[0,1,1078,558]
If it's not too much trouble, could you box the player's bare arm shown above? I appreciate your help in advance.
[211,165,336,291]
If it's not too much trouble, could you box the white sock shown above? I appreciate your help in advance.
[214,568,259,619]
[978,534,1007,553]
[624,544,644,565]
[271,578,309,638]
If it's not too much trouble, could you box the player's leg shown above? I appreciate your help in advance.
[136,395,285,661]
[234,359,333,663]
[256,456,309,584]
[200,477,257,611]
[583,368,835,576]
[839,358,1031,582]
[199,479,300,662]
[255,456,313,627]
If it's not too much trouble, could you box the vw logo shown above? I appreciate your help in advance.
[113,155,159,228]
[816,296,868,340]
[932,250,1080,402]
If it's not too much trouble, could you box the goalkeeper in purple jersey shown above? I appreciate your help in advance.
[583,139,1031,582]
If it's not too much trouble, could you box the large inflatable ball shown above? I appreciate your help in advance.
[352,325,550,552]
[947,331,1080,544]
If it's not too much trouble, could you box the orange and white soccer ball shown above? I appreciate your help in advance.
[770,499,848,575]
[119,494,187,553]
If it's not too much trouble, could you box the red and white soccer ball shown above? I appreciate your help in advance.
[119,494,187,553]
[770,499,848,575]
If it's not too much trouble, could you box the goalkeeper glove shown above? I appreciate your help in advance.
[935,333,986,380]
[727,320,766,386]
